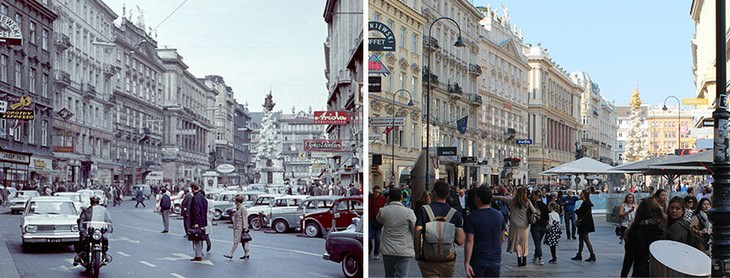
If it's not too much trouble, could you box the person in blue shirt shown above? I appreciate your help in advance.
[561,190,580,240]
[464,185,504,278]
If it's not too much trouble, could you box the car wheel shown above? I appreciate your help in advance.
[173,204,181,215]
[341,252,361,278]
[304,222,321,237]
[273,220,288,233]
[249,216,263,231]
[212,210,222,221]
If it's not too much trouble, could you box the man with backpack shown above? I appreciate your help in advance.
[415,180,465,277]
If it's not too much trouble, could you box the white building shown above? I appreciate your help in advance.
[570,71,618,165]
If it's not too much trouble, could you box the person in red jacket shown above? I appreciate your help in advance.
[369,186,387,259]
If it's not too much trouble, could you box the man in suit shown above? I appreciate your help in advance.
[180,188,192,237]
[187,183,208,261]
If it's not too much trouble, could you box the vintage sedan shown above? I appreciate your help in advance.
[257,195,309,233]
[223,191,268,218]
[20,197,80,248]
[9,190,41,214]
[294,196,339,231]
[301,196,363,238]
[208,190,245,221]
[323,217,363,278]
[52,192,85,213]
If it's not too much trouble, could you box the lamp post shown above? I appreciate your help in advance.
[661,96,681,152]
[425,17,465,192]
[390,89,414,189]
[711,0,730,275]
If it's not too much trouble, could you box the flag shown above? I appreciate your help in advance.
[383,126,394,134]
[457,116,468,134]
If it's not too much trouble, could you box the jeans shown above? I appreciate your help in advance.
[564,211,577,238]
[530,225,546,258]
[382,255,411,277]
[471,261,500,277]
[369,224,382,256]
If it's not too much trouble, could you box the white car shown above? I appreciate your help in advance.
[247,195,307,231]
[9,190,40,214]
[53,192,85,213]
[20,197,80,248]
[77,189,108,206]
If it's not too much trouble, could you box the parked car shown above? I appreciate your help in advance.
[20,196,80,249]
[131,184,151,200]
[301,196,363,238]
[323,217,363,278]
[52,192,85,213]
[245,184,267,192]
[244,194,283,230]
[9,190,41,214]
[257,195,309,233]
[295,196,340,232]
[223,191,268,218]
[208,190,244,221]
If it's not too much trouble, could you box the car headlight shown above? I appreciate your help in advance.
[25,225,37,233]
[71,225,79,232]
[299,215,304,220]
[92,230,102,240]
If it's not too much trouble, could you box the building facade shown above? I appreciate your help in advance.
[367,0,425,188]
[690,0,728,108]
[525,45,582,184]
[232,101,252,185]
[0,0,56,189]
[570,71,617,165]
[324,0,364,188]
[645,105,697,157]
[157,48,216,186]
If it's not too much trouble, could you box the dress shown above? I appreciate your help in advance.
[576,198,595,234]
[496,196,536,254]
[543,212,561,247]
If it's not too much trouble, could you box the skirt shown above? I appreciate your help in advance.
[544,222,562,247]
[507,225,530,255]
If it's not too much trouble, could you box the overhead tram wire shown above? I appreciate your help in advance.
[152,0,189,33]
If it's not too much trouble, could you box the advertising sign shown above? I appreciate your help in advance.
[57,107,74,121]
[368,21,396,51]
[313,111,349,125]
[2,95,33,120]
[0,150,30,164]
[369,76,382,92]
[461,156,476,163]
[216,163,236,174]
[0,15,22,45]
[368,54,390,76]
[369,117,404,127]
[682,98,709,106]
[303,140,342,152]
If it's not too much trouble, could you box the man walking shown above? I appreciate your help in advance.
[135,188,146,208]
[159,188,172,233]
[180,188,192,237]
[369,186,387,259]
[464,186,504,277]
[561,190,580,239]
[415,180,465,277]
[187,183,208,261]
[376,187,416,277]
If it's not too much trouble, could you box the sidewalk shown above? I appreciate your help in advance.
[369,214,627,277]
[0,206,21,278]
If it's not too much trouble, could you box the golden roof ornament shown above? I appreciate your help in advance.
[263,91,276,112]
[629,86,642,109]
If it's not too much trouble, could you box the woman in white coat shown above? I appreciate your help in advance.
[224,195,250,259]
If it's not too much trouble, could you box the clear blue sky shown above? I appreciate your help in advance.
[103,0,328,113]
[472,0,696,107]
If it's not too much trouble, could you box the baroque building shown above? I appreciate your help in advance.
[570,71,617,165]
[367,0,425,188]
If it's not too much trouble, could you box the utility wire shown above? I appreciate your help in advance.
[152,0,188,33]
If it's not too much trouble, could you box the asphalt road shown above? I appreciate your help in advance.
[0,199,345,278]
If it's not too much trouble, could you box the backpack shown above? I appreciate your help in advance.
[421,205,457,262]
[494,199,510,223]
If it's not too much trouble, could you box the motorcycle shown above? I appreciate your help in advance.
[74,221,112,278]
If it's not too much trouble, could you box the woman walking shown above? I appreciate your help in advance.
[495,187,537,267]
[530,191,549,265]
[666,197,706,251]
[544,202,562,264]
[617,193,637,243]
[620,198,666,277]
[690,198,712,251]
[224,195,250,260]
[571,189,596,262]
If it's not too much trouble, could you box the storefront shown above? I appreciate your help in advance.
[29,156,54,187]
[0,149,31,189]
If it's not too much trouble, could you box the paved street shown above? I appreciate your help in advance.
[369,213,627,277]
[0,198,344,278]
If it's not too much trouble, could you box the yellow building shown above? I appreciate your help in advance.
[646,106,696,157]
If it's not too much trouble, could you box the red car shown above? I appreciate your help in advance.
[301,196,363,237]
[323,218,362,278]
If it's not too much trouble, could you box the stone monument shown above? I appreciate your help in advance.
[254,92,284,185]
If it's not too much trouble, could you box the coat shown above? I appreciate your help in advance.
[180,193,192,218]
[231,204,249,244]
[621,222,665,277]
[187,191,208,229]
[576,198,595,234]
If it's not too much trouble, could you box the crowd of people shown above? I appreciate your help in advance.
[371,179,715,277]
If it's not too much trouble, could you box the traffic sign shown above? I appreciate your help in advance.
[437,147,457,156]
[461,156,476,163]
[369,117,404,127]
[516,139,533,145]
[702,118,714,127]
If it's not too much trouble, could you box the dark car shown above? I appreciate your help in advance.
[301,196,363,238]
[323,217,362,278]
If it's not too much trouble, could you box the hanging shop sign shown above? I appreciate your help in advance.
[0,149,30,164]
[368,54,390,76]
[437,147,457,156]
[303,139,342,152]
[313,111,349,125]
[2,95,33,120]
[0,15,22,45]
[369,117,404,127]
[369,76,382,92]
[368,21,396,51]
[216,164,236,174]
[57,107,74,121]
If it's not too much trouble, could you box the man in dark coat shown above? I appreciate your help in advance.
[180,188,192,236]
[135,188,145,208]
[187,183,207,261]
[159,188,172,233]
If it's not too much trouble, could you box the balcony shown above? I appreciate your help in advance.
[81,83,96,100]
[54,70,71,88]
[103,64,119,77]
[423,71,439,85]
[469,64,482,76]
[467,94,482,106]
[54,32,72,52]
[423,35,440,51]
[447,83,463,96]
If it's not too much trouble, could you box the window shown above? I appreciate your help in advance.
[12,121,20,141]
[41,29,48,50]
[41,120,47,146]
[14,62,21,87]
[29,69,36,93]
[27,119,34,144]
[411,33,417,53]
[29,22,36,44]
[0,119,4,138]
[373,12,380,21]
[0,4,6,15]
[41,73,48,98]
[0,55,6,82]
[400,27,406,48]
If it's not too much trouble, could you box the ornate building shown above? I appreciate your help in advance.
[690,0,727,108]
[367,0,425,188]
[203,75,236,181]
[570,71,617,165]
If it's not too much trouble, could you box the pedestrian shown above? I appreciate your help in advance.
[464,185,504,278]
[204,191,212,253]
[653,189,668,214]
[376,187,416,277]
[530,191,549,265]
[561,190,580,240]
[620,198,666,277]
[571,189,596,262]
[369,186,386,260]
[159,188,172,233]
[458,189,468,224]
[494,187,537,267]
[180,188,192,237]
[135,188,145,208]
[224,195,250,260]
[415,180,465,277]
[348,183,359,196]
[543,202,562,264]
[187,183,208,261]
[666,196,706,251]
[684,196,698,222]
[690,198,712,251]
[617,193,637,243]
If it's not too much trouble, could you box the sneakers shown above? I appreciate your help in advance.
[535,257,544,265]
[549,258,557,264]
[372,254,381,260]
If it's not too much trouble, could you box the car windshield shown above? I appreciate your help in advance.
[56,194,80,202]
[28,201,76,215]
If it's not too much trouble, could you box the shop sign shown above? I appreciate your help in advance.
[2,95,34,120]
[437,147,457,156]
[0,150,30,164]
[304,139,342,152]
[216,164,236,174]
[53,146,74,153]
[0,15,22,45]
[31,157,53,171]
[313,111,349,125]
[368,21,396,51]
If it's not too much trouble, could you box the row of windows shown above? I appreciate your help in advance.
[0,55,50,98]
[0,6,50,51]
[2,119,48,147]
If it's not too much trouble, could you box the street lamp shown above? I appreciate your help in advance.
[390,89,414,189]
[425,17,465,192]
[661,96,681,152]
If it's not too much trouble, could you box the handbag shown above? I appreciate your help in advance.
[241,230,252,242]
[187,226,205,241]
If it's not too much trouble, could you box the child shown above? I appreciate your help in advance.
[544,201,562,263]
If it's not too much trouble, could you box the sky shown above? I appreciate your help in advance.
[473,0,696,107]
[102,0,329,113]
